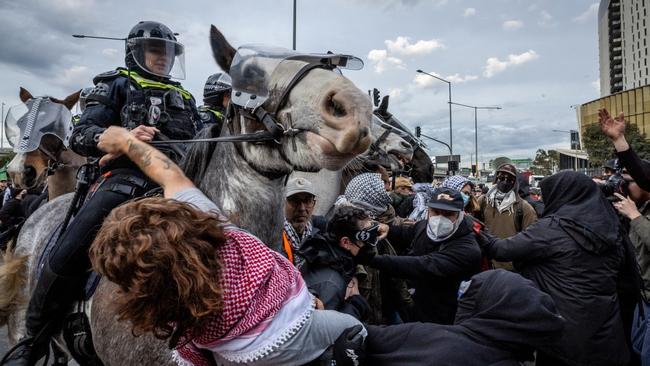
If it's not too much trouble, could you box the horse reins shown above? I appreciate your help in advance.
[150,62,331,148]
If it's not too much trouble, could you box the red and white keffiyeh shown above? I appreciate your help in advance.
[173,230,313,366]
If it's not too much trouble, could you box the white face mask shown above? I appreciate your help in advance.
[426,214,455,241]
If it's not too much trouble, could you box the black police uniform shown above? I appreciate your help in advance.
[198,104,225,134]
[20,67,200,363]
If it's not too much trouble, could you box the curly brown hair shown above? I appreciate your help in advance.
[89,197,226,343]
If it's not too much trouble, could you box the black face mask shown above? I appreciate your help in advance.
[352,223,380,247]
[497,180,515,193]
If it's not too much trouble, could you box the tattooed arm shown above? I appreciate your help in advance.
[97,126,194,198]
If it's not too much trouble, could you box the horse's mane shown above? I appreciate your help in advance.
[181,124,220,186]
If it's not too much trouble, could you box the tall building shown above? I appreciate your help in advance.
[599,0,650,96]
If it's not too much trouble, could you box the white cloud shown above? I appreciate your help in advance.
[463,8,476,17]
[388,88,403,100]
[483,50,539,77]
[502,20,524,31]
[367,35,444,73]
[101,48,118,57]
[367,49,405,73]
[50,65,93,90]
[573,3,599,23]
[591,78,600,94]
[538,10,554,26]
[413,71,478,88]
[385,36,445,56]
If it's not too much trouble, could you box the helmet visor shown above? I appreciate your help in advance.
[128,37,185,79]
[4,98,73,153]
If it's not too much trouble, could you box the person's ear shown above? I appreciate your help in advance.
[339,236,351,250]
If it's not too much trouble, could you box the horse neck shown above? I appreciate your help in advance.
[47,150,84,200]
[199,134,287,252]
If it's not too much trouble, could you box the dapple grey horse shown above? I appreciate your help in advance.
[0,24,373,365]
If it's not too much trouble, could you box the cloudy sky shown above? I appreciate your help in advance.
[0,0,602,167]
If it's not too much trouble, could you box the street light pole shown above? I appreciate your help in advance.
[292,0,297,50]
[416,70,452,155]
[1,102,4,149]
[449,101,501,177]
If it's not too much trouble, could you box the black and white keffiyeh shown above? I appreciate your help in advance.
[283,219,313,251]
[342,173,392,214]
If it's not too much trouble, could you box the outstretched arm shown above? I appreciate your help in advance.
[599,108,650,191]
[97,126,194,198]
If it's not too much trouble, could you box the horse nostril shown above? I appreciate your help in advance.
[359,127,369,139]
[326,94,348,118]
[400,141,411,149]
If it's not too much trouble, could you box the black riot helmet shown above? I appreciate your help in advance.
[203,73,232,106]
[125,21,185,80]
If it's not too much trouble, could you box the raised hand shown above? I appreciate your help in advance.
[598,108,626,141]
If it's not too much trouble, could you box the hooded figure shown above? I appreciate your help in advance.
[358,188,482,324]
[478,163,537,270]
[482,171,631,366]
[365,269,565,366]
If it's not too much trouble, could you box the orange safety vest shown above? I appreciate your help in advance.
[282,231,294,264]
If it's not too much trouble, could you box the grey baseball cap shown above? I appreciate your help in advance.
[285,177,316,198]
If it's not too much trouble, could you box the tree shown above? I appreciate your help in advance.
[532,149,559,176]
[582,122,650,167]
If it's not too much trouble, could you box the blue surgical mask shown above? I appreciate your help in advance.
[461,193,470,207]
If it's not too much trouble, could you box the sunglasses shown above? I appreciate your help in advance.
[496,175,515,183]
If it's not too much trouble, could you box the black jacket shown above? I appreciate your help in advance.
[617,146,650,192]
[72,68,200,170]
[484,171,630,366]
[366,269,565,366]
[298,233,369,320]
[368,215,482,324]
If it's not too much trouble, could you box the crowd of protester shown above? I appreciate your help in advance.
[4,19,650,366]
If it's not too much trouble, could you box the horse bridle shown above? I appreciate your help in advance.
[150,62,333,147]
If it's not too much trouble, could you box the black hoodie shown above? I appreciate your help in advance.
[483,171,629,366]
[365,269,565,366]
[368,215,482,324]
[298,232,369,320]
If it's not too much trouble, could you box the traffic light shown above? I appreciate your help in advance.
[471,164,477,175]
[415,126,421,138]
[448,161,459,172]
[373,88,380,107]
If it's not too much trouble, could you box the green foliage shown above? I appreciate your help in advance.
[532,149,559,176]
[0,152,14,168]
[582,123,650,167]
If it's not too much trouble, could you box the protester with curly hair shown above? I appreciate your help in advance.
[89,126,366,366]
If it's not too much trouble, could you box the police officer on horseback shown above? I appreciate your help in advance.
[198,72,231,134]
[4,20,200,366]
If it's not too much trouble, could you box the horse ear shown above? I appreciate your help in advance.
[61,90,81,110]
[19,87,33,103]
[210,25,236,72]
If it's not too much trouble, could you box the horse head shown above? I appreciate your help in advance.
[368,115,414,169]
[6,87,80,190]
[209,25,372,175]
